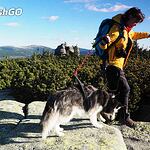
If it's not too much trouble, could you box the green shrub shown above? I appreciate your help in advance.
[0,49,149,114]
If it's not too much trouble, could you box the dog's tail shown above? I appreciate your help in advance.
[40,93,57,125]
[40,105,48,125]
[40,101,52,125]
[40,99,58,126]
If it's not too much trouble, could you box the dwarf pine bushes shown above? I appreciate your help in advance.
[0,50,149,113]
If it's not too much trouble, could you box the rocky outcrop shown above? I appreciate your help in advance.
[0,98,127,149]
[54,42,80,56]
[0,91,149,150]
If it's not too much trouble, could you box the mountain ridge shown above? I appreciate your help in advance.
[0,45,93,58]
[0,45,53,58]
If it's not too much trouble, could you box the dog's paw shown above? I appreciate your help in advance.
[42,130,49,139]
[57,131,65,137]
[94,124,103,128]
[55,126,64,132]
[58,127,64,132]
[42,134,48,139]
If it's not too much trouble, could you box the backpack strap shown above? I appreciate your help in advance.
[93,19,113,48]
[93,19,125,51]
[106,23,125,52]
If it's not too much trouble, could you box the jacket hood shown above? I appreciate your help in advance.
[112,14,122,24]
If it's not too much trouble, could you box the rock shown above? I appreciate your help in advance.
[1,91,150,150]
[54,43,80,56]
[0,99,127,150]
[0,99,24,140]
[115,122,150,150]
[0,89,15,100]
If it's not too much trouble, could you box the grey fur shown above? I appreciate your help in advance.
[40,85,119,139]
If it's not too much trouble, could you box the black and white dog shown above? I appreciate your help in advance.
[40,85,120,139]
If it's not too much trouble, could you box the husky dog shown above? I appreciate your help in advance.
[40,85,120,139]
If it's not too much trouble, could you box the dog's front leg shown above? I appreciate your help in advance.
[54,124,64,137]
[55,125,64,132]
[90,112,103,128]
[98,113,106,122]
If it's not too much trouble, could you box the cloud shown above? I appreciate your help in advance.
[86,3,131,12]
[148,17,150,20]
[42,16,59,22]
[64,0,94,3]
[4,22,20,27]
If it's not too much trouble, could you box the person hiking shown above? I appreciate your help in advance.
[94,7,150,128]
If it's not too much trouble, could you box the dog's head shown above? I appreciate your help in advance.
[85,87,121,123]
[99,96,122,124]
[95,92,122,124]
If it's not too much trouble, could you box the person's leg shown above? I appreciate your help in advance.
[106,66,136,127]
[117,71,136,128]
[117,70,130,112]
[106,65,120,92]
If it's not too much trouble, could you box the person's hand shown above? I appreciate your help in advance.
[101,35,111,46]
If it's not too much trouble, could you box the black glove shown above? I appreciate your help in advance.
[100,35,111,46]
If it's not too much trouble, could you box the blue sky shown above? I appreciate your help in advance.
[0,0,150,49]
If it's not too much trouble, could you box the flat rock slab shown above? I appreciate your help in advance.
[0,98,127,150]
[115,122,150,150]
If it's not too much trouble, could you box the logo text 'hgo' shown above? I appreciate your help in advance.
[0,8,23,16]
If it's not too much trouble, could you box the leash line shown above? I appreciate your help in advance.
[69,48,94,81]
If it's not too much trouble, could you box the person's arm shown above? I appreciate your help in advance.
[98,24,121,50]
[130,31,150,40]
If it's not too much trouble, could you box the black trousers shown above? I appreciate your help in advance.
[106,65,130,113]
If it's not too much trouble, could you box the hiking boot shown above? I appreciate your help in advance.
[125,117,137,128]
[117,110,137,128]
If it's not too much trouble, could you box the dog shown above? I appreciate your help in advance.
[40,85,120,139]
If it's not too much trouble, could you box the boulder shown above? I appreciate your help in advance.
[0,98,127,150]
[115,122,150,150]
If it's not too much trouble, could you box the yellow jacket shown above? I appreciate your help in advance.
[99,14,149,70]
